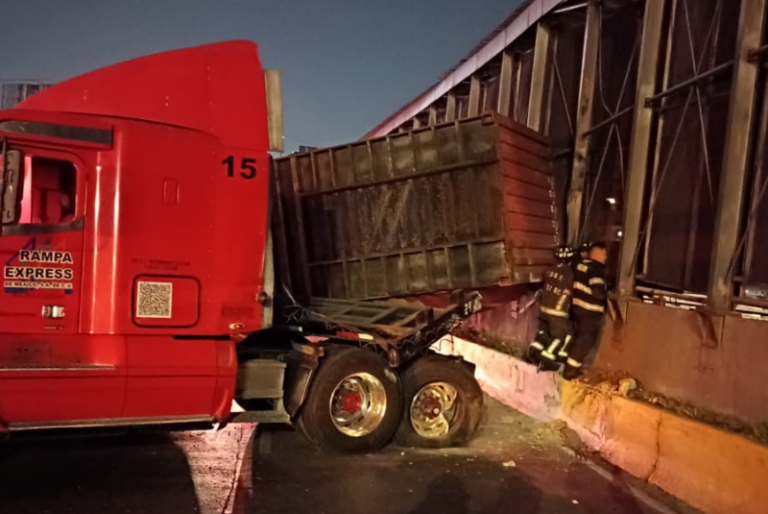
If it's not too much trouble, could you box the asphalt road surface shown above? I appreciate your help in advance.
[0,398,694,514]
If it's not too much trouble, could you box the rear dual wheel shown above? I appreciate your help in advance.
[297,347,402,453]
[395,355,484,448]
[297,349,483,452]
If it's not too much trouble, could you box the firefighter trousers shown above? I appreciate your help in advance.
[529,315,572,365]
[565,307,604,371]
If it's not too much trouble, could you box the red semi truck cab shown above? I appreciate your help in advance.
[0,41,273,428]
[0,41,484,452]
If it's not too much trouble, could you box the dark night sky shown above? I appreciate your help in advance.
[0,0,523,151]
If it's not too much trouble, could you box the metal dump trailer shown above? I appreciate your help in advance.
[273,113,560,301]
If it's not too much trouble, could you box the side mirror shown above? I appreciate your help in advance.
[1,149,23,225]
[264,69,284,154]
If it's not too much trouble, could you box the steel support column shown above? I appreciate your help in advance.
[413,117,422,129]
[528,22,552,132]
[468,76,481,117]
[445,93,457,122]
[617,0,667,296]
[566,0,600,244]
[497,49,515,116]
[428,105,438,126]
[707,0,768,311]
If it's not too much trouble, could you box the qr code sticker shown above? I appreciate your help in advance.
[136,281,173,319]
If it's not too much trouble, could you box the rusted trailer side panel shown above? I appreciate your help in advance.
[273,114,560,301]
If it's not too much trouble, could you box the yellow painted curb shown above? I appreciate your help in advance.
[651,411,768,514]
[562,382,768,514]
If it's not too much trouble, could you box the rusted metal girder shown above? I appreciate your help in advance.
[707,0,768,311]
[617,0,667,297]
[567,0,600,244]
[528,22,552,132]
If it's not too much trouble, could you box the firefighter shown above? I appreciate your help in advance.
[525,245,575,370]
[562,241,608,380]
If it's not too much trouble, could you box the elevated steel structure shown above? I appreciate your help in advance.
[1,81,52,109]
[366,0,768,425]
[367,0,768,313]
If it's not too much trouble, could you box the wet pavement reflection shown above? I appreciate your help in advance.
[0,399,690,514]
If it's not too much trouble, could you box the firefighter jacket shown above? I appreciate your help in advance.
[540,263,574,319]
[573,259,607,314]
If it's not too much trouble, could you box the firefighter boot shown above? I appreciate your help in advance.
[556,335,572,364]
[525,343,543,365]
[538,339,563,372]
[562,358,583,381]
[525,327,549,366]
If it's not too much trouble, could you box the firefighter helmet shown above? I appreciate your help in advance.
[554,245,575,263]
[579,241,594,256]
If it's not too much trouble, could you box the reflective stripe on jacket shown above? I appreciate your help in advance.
[572,259,607,314]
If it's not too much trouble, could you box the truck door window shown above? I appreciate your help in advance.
[20,157,77,225]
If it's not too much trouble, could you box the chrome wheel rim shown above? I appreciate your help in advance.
[329,372,387,437]
[409,382,459,438]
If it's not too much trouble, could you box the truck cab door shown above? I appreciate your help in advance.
[0,144,125,427]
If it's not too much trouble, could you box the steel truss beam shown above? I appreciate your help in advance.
[580,24,641,242]
[583,106,634,137]
[498,49,515,116]
[617,0,668,297]
[528,22,553,132]
[644,61,734,106]
[708,0,768,311]
[740,77,768,294]
[429,105,438,126]
[749,43,768,62]
[567,0,601,244]
[469,76,481,117]
[445,93,457,122]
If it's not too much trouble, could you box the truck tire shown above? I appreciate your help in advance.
[394,354,483,448]
[297,346,402,453]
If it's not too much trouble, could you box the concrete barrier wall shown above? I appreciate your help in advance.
[435,336,560,421]
[461,292,768,426]
[594,301,768,425]
[560,384,768,514]
[438,336,768,514]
